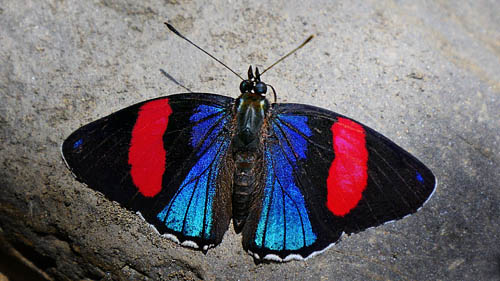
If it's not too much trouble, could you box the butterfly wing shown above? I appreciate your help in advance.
[62,93,235,249]
[242,103,436,261]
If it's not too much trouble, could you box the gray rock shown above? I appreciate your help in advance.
[1,0,499,280]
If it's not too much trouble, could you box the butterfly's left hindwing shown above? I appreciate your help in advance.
[62,93,235,249]
[243,103,436,261]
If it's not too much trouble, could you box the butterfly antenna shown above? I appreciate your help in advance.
[260,35,314,76]
[165,22,245,81]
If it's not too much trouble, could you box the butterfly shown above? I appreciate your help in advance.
[61,24,436,262]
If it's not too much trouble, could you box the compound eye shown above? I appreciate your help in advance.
[254,82,267,94]
[239,80,252,93]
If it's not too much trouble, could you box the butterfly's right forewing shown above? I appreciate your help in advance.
[62,93,236,249]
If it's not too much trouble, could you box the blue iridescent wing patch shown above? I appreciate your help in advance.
[156,103,232,249]
[243,112,321,261]
[258,120,316,248]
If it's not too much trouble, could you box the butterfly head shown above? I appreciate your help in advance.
[239,66,268,96]
[236,66,270,117]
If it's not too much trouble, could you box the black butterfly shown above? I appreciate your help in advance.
[62,24,436,262]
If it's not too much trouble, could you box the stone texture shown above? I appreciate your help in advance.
[0,0,499,280]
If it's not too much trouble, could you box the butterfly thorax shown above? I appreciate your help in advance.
[233,92,270,150]
[231,67,270,232]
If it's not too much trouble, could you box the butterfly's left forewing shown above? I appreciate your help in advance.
[243,103,436,261]
[62,93,235,249]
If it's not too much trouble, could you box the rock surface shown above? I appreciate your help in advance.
[1,0,499,280]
